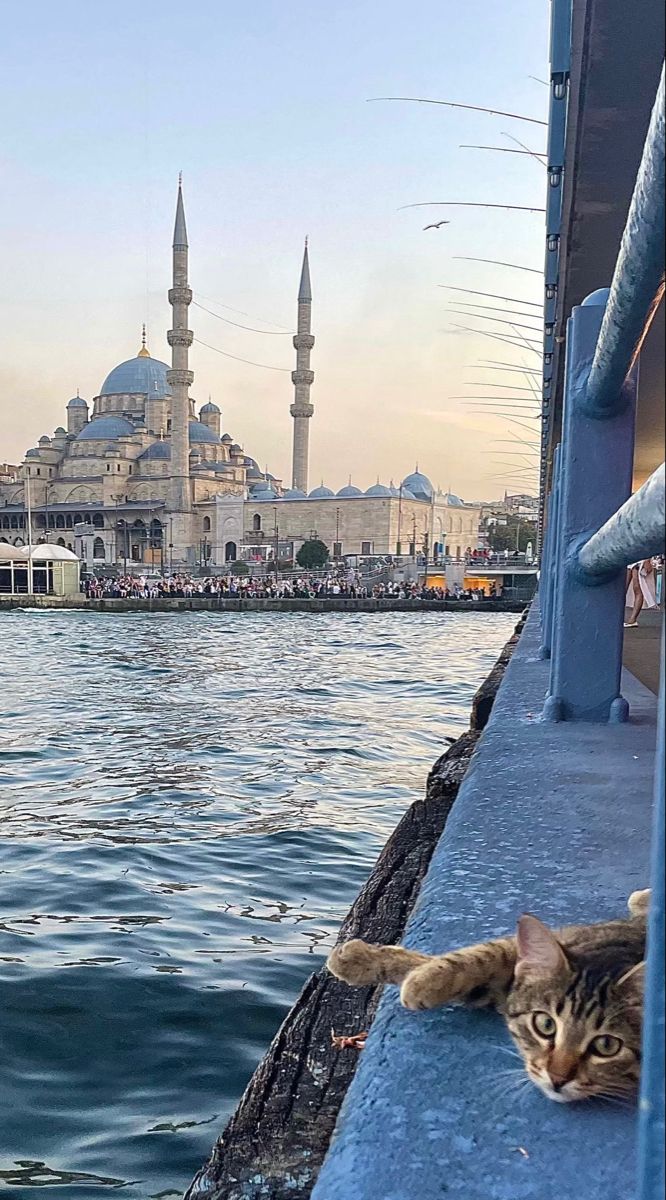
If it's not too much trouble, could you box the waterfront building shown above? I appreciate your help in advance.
[0,185,481,570]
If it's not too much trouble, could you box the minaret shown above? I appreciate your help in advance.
[167,178,193,557]
[290,240,315,492]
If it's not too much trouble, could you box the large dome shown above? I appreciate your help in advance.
[189,420,221,445]
[138,442,171,461]
[401,471,433,502]
[76,416,136,441]
[99,355,170,399]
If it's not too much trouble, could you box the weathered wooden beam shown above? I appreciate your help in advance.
[184,616,526,1200]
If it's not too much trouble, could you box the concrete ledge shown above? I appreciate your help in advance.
[313,603,657,1200]
[0,596,526,615]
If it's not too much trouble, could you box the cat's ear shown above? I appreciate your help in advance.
[515,914,568,980]
[616,961,645,993]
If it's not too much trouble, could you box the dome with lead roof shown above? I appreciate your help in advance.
[337,484,363,498]
[138,442,171,461]
[76,416,136,441]
[189,420,221,446]
[365,482,392,497]
[401,471,433,502]
[308,484,335,499]
[99,355,171,399]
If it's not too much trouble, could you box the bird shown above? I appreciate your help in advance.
[423,220,451,230]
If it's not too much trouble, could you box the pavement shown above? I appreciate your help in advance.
[623,608,663,695]
[313,603,658,1200]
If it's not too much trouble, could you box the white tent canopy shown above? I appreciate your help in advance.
[0,543,78,562]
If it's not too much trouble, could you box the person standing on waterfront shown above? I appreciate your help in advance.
[624,558,659,627]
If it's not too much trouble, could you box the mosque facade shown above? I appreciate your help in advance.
[0,186,481,571]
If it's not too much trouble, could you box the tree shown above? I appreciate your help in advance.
[230,560,249,575]
[296,538,329,570]
[487,520,537,553]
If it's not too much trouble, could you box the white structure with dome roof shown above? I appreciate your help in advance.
[0,185,481,570]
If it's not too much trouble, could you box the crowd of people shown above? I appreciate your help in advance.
[82,571,504,602]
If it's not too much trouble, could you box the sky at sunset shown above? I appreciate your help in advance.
[1,0,548,498]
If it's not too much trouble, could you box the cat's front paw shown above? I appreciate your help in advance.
[628,889,650,917]
[327,940,381,986]
[400,961,455,1011]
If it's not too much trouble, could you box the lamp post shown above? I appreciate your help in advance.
[335,506,340,556]
[273,506,280,576]
[397,484,403,556]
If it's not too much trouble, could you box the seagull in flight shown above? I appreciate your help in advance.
[423,219,451,230]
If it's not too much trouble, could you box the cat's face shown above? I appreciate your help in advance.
[505,915,643,1103]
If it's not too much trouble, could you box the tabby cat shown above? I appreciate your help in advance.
[327,889,649,1103]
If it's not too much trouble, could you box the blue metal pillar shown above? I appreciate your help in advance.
[544,290,637,722]
[539,443,561,659]
[637,628,665,1200]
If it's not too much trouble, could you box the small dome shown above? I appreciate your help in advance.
[244,456,259,469]
[401,488,417,500]
[246,467,265,481]
[200,401,221,415]
[25,448,41,458]
[76,416,136,442]
[39,435,51,445]
[283,487,307,499]
[401,471,433,502]
[308,484,335,499]
[189,420,221,445]
[54,426,67,436]
[442,491,464,507]
[365,482,392,497]
[253,487,279,502]
[221,433,233,443]
[67,395,88,408]
[337,484,363,498]
[230,443,242,452]
[99,355,170,399]
[138,441,171,461]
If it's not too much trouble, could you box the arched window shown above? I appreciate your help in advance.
[93,537,105,560]
[55,514,65,529]
[57,537,66,547]
[203,516,211,533]
[65,515,73,529]
[225,541,237,562]
[48,514,55,529]
[10,516,18,529]
[252,513,261,532]
[74,513,83,525]
[149,518,163,548]
[92,513,104,529]
[35,514,46,529]
[1,517,8,529]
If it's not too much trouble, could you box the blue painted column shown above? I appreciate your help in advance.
[637,628,665,1200]
[539,443,561,659]
[544,290,637,722]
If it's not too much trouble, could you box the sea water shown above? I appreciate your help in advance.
[0,610,514,1198]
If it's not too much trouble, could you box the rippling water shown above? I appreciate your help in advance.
[0,610,514,1198]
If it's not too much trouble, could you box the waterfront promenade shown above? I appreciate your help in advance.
[0,595,525,615]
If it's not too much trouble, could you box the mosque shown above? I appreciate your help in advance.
[0,185,480,570]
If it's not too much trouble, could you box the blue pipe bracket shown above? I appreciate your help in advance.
[544,295,637,722]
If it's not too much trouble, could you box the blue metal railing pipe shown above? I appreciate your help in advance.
[584,65,665,418]
[577,463,665,580]
[637,635,665,1200]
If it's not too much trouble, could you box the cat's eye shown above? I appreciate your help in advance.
[532,1011,557,1038]
[588,1034,623,1058]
